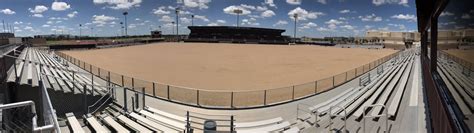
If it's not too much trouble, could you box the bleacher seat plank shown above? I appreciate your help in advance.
[237,121,290,133]
[388,58,414,116]
[85,115,110,133]
[129,112,181,133]
[235,117,283,129]
[138,110,186,131]
[439,65,474,110]
[66,113,85,133]
[370,59,411,117]
[145,106,187,122]
[438,67,472,115]
[442,64,474,98]
[283,127,300,133]
[116,114,152,133]
[101,115,130,133]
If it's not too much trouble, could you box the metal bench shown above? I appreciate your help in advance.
[66,112,85,133]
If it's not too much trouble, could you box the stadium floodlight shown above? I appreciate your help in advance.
[175,8,180,41]
[79,24,82,40]
[233,9,243,27]
[120,22,124,37]
[191,15,194,26]
[171,22,175,35]
[293,13,298,44]
[123,12,128,37]
[90,27,94,37]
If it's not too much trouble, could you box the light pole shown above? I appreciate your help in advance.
[191,15,194,26]
[90,27,94,37]
[79,24,82,40]
[175,8,180,41]
[120,22,124,37]
[123,12,128,37]
[171,22,175,35]
[293,13,298,44]
[233,9,243,27]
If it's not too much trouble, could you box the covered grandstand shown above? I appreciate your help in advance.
[185,26,290,44]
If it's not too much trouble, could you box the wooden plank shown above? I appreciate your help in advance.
[129,112,181,133]
[85,115,110,133]
[101,115,129,133]
[138,110,185,131]
[116,114,152,133]
[237,121,290,133]
[66,113,85,133]
[235,117,283,129]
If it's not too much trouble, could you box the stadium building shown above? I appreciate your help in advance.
[364,31,420,50]
[185,26,289,44]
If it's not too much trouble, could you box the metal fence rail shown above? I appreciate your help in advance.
[55,49,402,109]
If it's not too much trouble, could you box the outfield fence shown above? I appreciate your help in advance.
[56,50,401,109]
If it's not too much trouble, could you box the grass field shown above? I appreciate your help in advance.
[62,43,396,91]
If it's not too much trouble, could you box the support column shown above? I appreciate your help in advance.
[430,17,438,73]
[421,31,428,58]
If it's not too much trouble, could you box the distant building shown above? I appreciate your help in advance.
[186,26,289,44]
[151,30,162,38]
[0,33,14,39]
[364,31,420,49]
[435,29,474,49]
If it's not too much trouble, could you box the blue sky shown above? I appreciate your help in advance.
[0,0,422,37]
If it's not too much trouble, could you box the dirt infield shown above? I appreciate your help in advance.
[445,49,474,64]
[63,43,396,91]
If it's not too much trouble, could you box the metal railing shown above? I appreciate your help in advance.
[55,50,402,109]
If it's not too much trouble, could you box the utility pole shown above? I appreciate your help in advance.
[293,14,298,44]
[175,8,180,41]
[79,24,82,40]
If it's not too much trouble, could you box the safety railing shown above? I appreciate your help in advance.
[55,49,402,109]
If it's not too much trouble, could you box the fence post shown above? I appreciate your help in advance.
[153,82,156,97]
[314,81,317,94]
[121,75,124,86]
[292,86,295,100]
[231,92,234,108]
[135,92,139,110]
[186,111,191,132]
[167,85,170,101]
[142,87,145,109]
[332,76,335,87]
[131,97,135,112]
[91,74,94,96]
[264,90,267,106]
[98,68,100,77]
[132,78,135,90]
[123,88,127,112]
[197,90,200,106]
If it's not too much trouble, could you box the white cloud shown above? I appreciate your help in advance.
[0,9,16,15]
[153,6,171,15]
[461,14,471,19]
[391,14,416,22]
[273,20,288,26]
[300,22,317,29]
[180,17,191,23]
[359,14,383,22]
[93,15,117,26]
[24,26,33,30]
[264,0,276,7]
[183,0,211,9]
[317,27,330,31]
[14,21,23,25]
[42,24,51,28]
[223,5,252,15]
[256,6,268,12]
[240,4,256,10]
[67,11,78,18]
[217,20,226,23]
[318,0,327,4]
[46,21,53,24]
[52,2,71,11]
[159,15,174,23]
[286,0,301,5]
[261,10,276,18]
[325,19,344,25]
[340,25,355,30]
[373,0,408,6]
[32,14,44,18]
[207,22,219,26]
[194,15,209,22]
[339,9,350,14]
[440,11,454,17]
[29,5,48,14]
[288,7,324,20]
[93,0,142,10]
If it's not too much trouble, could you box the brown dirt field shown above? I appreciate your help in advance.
[445,49,474,64]
[63,43,396,92]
